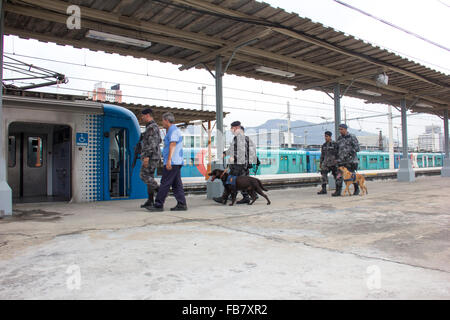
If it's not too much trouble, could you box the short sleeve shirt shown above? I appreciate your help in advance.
[162,124,184,165]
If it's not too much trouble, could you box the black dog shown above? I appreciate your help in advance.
[209,169,271,206]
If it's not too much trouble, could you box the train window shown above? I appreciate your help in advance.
[27,137,43,167]
[8,136,16,167]
[109,128,129,198]
[292,158,296,165]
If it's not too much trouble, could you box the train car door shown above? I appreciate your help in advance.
[361,155,368,170]
[306,154,311,172]
[279,155,288,173]
[7,133,47,199]
[52,127,71,199]
[24,134,47,197]
[8,123,72,203]
[7,134,20,198]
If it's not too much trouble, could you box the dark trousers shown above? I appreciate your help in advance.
[154,165,186,208]
[320,166,338,185]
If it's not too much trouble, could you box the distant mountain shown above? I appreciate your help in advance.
[179,119,374,146]
[245,119,373,145]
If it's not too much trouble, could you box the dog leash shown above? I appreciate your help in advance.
[220,168,228,179]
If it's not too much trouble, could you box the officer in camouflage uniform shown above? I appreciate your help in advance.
[213,121,257,204]
[333,124,360,197]
[317,131,338,195]
[139,108,162,208]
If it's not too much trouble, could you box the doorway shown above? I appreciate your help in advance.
[7,122,72,203]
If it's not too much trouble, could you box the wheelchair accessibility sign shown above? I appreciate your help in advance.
[76,133,88,146]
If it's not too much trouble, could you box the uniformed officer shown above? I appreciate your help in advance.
[213,121,257,204]
[317,131,338,195]
[139,108,162,208]
[333,124,360,197]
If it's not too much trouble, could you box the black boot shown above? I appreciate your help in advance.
[353,183,360,196]
[141,191,154,208]
[317,184,327,194]
[332,184,342,197]
[213,194,228,204]
[141,185,157,208]
[170,203,188,211]
[237,193,250,204]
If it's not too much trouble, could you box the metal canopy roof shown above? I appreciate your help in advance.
[2,88,221,125]
[4,0,450,117]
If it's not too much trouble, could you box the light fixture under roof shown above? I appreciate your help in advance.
[86,30,152,48]
[416,102,433,108]
[255,66,295,78]
[357,89,382,97]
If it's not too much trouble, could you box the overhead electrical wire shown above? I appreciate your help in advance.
[333,0,450,52]
[6,81,328,119]
[4,52,390,115]
[3,54,442,126]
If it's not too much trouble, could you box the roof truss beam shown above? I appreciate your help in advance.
[171,0,447,89]
[179,28,273,71]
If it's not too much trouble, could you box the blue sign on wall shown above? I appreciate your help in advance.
[76,133,88,146]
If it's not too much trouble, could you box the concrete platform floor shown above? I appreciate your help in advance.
[0,176,449,299]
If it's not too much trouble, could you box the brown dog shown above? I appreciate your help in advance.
[209,169,271,206]
[338,166,368,196]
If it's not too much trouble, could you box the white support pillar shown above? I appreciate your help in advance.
[397,99,415,182]
[441,109,450,177]
[0,0,13,216]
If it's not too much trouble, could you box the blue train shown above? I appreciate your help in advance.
[179,147,444,177]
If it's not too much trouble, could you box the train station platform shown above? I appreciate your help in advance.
[0,175,449,299]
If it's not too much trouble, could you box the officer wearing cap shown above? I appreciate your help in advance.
[333,124,360,197]
[138,108,162,208]
[317,131,339,195]
[213,121,257,204]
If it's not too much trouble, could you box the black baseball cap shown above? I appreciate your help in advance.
[141,108,153,115]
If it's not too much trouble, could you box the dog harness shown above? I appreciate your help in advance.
[344,172,357,182]
[226,175,238,187]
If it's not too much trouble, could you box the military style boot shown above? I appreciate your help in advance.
[317,184,327,194]
[237,194,251,204]
[353,183,360,196]
[331,184,342,197]
[141,186,158,208]
[141,191,154,208]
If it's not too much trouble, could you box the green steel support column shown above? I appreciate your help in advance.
[441,109,450,177]
[206,55,225,199]
[215,55,224,160]
[334,83,341,138]
[397,99,415,182]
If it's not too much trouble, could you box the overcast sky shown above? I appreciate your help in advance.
[3,0,449,143]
